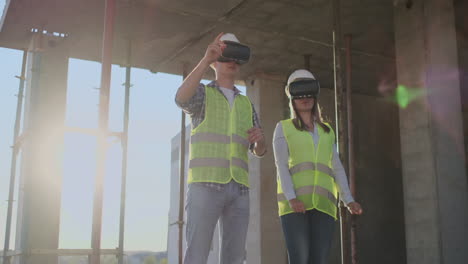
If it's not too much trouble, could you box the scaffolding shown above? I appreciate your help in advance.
[1,2,132,263]
[2,50,27,264]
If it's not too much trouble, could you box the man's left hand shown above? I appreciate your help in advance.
[247,127,265,144]
[247,127,266,156]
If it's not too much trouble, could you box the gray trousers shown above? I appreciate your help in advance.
[184,181,249,264]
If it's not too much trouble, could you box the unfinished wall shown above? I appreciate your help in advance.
[319,86,406,264]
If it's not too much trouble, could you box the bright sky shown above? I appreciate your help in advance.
[0,48,185,252]
[0,1,245,252]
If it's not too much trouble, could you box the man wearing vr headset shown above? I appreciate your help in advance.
[273,69,363,264]
[175,33,265,264]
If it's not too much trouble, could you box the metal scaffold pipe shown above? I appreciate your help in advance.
[331,0,351,263]
[178,63,189,264]
[91,0,116,263]
[345,34,358,264]
[117,40,132,264]
[2,49,27,264]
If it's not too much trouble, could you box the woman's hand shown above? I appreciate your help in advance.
[289,198,306,213]
[346,202,363,215]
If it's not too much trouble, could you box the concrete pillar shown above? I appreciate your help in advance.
[455,0,468,181]
[245,75,288,264]
[16,36,69,264]
[394,0,468,263]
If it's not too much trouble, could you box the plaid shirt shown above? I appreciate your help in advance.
[175,81,263,195]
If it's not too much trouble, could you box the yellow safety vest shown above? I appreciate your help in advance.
[188,86,253,187]
[277,119,338,219]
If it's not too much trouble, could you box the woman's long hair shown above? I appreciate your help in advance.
[289,98,330,133]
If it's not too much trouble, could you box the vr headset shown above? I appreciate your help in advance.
[217,41,250,65]
[287,79,321,99]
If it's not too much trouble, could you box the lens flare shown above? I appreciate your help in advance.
[395,85,424,108]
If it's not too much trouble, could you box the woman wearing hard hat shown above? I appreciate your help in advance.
[273,69,363,264]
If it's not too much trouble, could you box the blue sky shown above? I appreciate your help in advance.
[0,49,185,252]
[0,0,246,251]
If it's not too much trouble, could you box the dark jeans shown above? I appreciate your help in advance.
[280,209,335,264]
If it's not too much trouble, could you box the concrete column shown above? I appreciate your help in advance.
[16,37,69,264]
[394,0,468,263]
[455,0,468,181]
[245,75,288,264]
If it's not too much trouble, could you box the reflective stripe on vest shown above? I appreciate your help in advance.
[231,134,250,148]
[191,132,249,149]
[289,162,335,179]
[189,157,248,171]
[277,185,337,205]
[188,86,253,186]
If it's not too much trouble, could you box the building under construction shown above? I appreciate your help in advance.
[1,0,468,264]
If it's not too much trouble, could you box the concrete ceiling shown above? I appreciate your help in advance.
[0,0,396,95]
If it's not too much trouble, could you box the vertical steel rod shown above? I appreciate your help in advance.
[345,34,358,264]
[2,50,27,264]
[178,64,189,264]
[332,0,350,263]
[117,41,132,264]
[335,30,350,264]
[91,0,116,263]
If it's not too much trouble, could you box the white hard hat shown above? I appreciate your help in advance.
[220,33,240,43]
[287,69,316,85]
